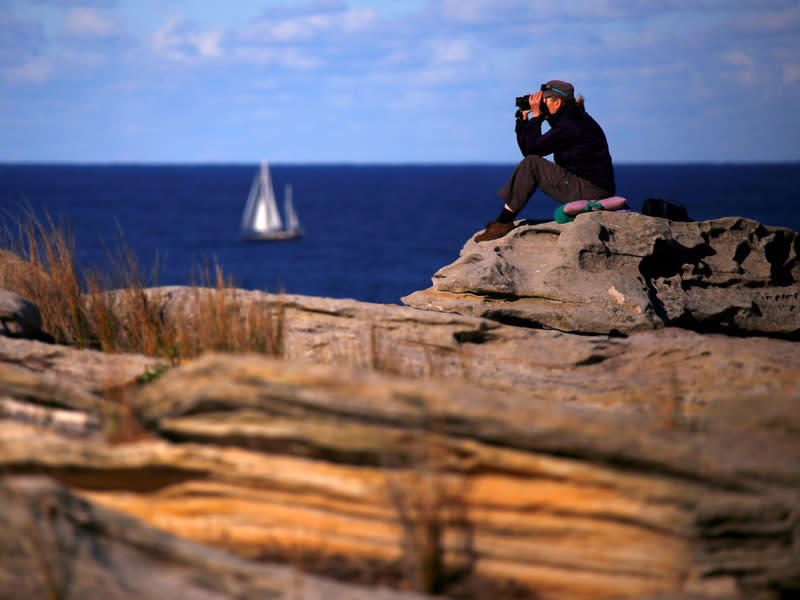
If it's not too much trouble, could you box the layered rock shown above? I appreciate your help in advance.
[1,347,799,599]
[0,476,435,600]
[402,213,800,338]
[2,213,800,600]
[127,288,800,432]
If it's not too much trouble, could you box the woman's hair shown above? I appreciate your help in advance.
[557,94,585,110]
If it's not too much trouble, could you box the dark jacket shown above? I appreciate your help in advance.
[515,103,615,195]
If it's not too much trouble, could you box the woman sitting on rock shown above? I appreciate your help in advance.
[475,80,616,242]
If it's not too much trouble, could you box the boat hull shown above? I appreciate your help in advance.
[242,230,304,241]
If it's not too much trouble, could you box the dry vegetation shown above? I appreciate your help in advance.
[0,208,284,363]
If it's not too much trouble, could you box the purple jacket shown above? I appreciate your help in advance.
[516,103,616,195]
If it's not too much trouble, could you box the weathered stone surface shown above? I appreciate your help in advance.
[132,356,800,600]
[0,335,165,438]
[0,475,436,600]
[0,288,43,339]
[0,335,163,398]
[402,213,800,338]
[148,284,499,370]
[1,260,798,598]
[130,287,800,433]
[1,352,798,599]
[4,293,799,436]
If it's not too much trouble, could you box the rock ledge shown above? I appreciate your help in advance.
[403,212,800,338]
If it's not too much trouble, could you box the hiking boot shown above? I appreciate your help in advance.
[474,221,515,242]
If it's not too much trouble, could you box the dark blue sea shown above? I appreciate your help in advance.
[1,163,798,304]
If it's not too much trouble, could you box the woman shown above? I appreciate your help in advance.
[474,80,616,242]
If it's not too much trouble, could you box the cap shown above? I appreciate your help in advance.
[541,80,574,100]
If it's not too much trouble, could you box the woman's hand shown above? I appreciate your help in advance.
[519,91,543,120]
[530,91,543,118]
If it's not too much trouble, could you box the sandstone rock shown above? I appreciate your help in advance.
[0,335,166,438]
[0,288,43,339]
[0,335,163,397]
[0,475,437,600]
[402,213,800,338]
[5,287,800,437]
[2,353,798,599]
[129,355,800,600]
[1,265,799,598]
[115,287,799,434]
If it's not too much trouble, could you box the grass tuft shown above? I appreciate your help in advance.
[0,208,284,363]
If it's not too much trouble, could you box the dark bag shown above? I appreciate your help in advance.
[641,198,692,222]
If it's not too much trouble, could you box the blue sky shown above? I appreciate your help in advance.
[2,0,799,163]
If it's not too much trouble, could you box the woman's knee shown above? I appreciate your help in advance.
[521,155,549,171]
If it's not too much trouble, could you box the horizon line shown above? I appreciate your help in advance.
[2,159,799,167]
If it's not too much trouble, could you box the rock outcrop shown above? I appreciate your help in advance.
[402,213,800,338]
[119,287,799,432]
[1,333,799,599]
[0,289,44,339]
[0,476,435,600]
[2,211,800,600]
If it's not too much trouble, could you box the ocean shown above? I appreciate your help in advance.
[1,163,798,305]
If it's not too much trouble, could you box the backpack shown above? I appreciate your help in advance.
[641,198,692,222]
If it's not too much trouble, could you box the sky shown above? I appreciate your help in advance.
[1,0,799,164]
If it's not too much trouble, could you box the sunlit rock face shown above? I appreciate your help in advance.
[404,212,800,338]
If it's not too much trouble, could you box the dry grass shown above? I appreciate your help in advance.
[0,207,284,363]
[0,208,460,382]
[172,264,285,359]
[0,210,89,347]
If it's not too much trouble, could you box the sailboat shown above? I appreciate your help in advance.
[241,162,304,241]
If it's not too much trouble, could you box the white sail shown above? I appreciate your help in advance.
[241,162,303,241]
[284,184,303,233]
[242,162,282,234]
[241,167,262,233]
[263,167,283,231]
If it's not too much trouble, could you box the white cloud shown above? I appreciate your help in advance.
[4,56,54,83]
[723,52,755,85]
[63,7,120,37]
[276,48,321,70]
[151,16,224,61]
[151,16,184,59]
[190,29,224,58]
[59,48,108,70]
[268,18,317,43]
[241,6,377,43]
[433,0,517,24]
[783,64,800,85]
[4,0,800,162]
[566,0,630,19]
[729,4,800,33]
[233,46,321,70]
[414,65,468,86]
[150,5,377,65]
[339,6,379,31]
[430,39,471,64]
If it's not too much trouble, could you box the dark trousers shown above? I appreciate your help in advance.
[498,155,612,213]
